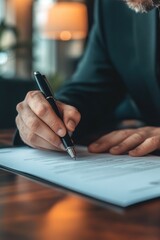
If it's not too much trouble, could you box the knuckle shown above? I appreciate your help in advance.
[49,121,62,132]
[133,132,145,142]
[36,104,48,118]
[26,90,40,102]
[16,102,23,112]
[68,107,81,121]
[27,132,36,144]
[111,130,118,135]
[120,130,131,138]
[68,105,79,112]
[26,91,35,100]
[27,118,40,131]
[71,106,78,112]
[149,136,160,146]
[68,107,79,116]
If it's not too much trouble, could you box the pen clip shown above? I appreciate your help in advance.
[42,75,54,97]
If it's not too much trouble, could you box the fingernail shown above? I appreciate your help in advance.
[111,146,120,151]
[57,129,65,137]
[129,150,136,156]
[68,120,76,130]
[90,143,100,149]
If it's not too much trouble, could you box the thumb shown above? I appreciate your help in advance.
[62,104,81,132]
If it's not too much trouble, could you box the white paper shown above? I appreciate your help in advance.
[0,146,160,207]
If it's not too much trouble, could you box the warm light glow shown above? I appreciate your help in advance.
[42,2,88,41]
[60,31,72,41]
[37,196,88,240]
[10,0,33,13]
[8,0,33,38]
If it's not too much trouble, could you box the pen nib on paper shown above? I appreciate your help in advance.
[67,147,77,160]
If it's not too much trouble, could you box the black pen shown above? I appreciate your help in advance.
[34,71,76,159]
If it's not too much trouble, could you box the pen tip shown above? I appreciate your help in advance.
[67,147,77,160]
[34,71,40,76]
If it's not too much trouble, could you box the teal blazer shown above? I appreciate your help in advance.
[56,0,160,140]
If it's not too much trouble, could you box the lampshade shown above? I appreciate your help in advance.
[42,2,88,41]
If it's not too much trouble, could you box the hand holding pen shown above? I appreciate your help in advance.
[15,72,81,158]
[34,72,77,159]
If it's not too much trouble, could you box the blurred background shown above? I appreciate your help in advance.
[0,0,94,129]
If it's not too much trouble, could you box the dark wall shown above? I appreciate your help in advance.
[0,79,36,129]
[0,1,95,129]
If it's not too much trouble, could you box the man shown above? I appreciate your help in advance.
[125,0,160,12]
[16,0,160,156]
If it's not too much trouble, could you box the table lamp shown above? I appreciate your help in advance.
[42,2,88,41]
[39,1,88,81]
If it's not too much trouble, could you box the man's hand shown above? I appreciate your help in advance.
[16,91,81,151]
[89,127,160,156]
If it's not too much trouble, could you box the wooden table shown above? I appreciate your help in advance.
[0,129,160,240]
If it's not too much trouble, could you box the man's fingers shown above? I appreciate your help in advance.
[17,119,62,151]
[16,90,81,151]
[88,129,134,153]
[61,103,81,132]
[129,136,160,156]
[25,91,66,137]
[89,127,160,156]
[16,107,63,150]
[110,132,146,154]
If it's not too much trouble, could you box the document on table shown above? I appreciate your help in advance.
[0,146,160,207]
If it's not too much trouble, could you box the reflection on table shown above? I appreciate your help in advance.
[0,129,160,240]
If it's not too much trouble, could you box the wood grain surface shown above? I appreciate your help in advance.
[0,129,160,240]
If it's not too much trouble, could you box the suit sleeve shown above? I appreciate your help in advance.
[55,0,127,142]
